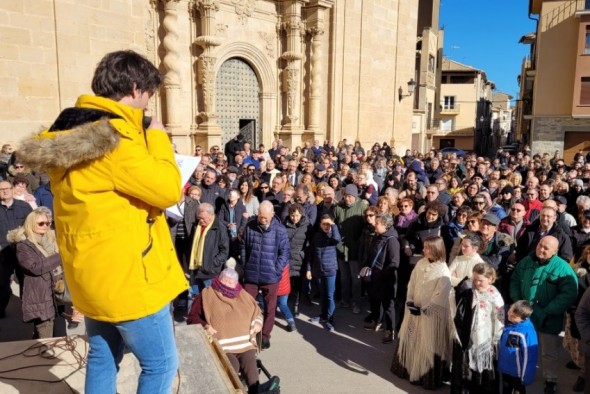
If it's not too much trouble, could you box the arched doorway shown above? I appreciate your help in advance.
[216,58,261,146]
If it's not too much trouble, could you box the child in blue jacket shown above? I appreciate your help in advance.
[306,214,341,332]
[498,300,538,394]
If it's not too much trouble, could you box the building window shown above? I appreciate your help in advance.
[441,118,454,131]
[585,26,590,55]
[442,96,456,110]
[582,77,590,105]
[428,55,435,72]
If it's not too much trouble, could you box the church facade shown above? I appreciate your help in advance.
[2,0,418,154]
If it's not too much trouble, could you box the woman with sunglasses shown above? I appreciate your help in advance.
[7,208,63,338]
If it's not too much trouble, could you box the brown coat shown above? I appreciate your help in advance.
[15,239,61,322]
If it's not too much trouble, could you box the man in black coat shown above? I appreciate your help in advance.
[188,203,229,298]
[224,134,244,166]
[200,168,226,211]
[0,180,33,317]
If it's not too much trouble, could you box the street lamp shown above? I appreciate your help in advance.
[478,116,485,156]
[398,78,416,101]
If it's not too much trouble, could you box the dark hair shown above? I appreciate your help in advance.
[12,176,29,186]
[91,50,162,100]
[288,203,304,216]
[425,201,445,217]
[319,213,334,222]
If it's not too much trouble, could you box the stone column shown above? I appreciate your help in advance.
[303,0,333,142]
[161,0,182,135]
[192,0,223,148]
[306,27,323,136]
[279,0,305,148]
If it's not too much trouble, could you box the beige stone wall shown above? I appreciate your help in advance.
[330,0,417,152]
[0,0,156,147]
[3,0,419,155]
[534,0,578,115]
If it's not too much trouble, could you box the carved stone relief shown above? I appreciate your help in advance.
[232,0,256,25]
[258,32,275,58]
[282,66,299,123]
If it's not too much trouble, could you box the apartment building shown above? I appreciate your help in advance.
[516,0,590,162]
[429,57,495,155]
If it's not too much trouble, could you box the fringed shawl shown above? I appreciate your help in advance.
[397,258,454,381]
[468,285,504,372]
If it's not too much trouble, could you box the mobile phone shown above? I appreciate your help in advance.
[142,115,152,130]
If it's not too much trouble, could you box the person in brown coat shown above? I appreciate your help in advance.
[7,208,62,338]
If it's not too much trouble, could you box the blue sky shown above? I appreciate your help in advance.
[439,0,537,99]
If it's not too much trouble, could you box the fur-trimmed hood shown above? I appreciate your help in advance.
[18,118,120,172]
[6,227,26,244]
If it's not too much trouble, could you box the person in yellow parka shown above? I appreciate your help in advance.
[18,50,188,394]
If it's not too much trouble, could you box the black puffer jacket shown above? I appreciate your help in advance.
[403,212,443,255]
[284,215,309,277]
[365,226,401,301]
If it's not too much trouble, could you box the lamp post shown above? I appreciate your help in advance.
[478,116,485,156]
[398,78,416,101]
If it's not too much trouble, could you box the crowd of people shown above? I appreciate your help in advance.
[4,49,590,394]
[172,136,590,394]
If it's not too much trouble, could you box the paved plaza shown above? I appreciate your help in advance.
[0,288,581,393]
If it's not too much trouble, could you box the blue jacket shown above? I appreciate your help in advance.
[498,319,538,385]
[307,224,341,277]
[240,216,290,284]
[34,183,54,215]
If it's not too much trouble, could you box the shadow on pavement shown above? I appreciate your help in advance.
[284,302,433,392]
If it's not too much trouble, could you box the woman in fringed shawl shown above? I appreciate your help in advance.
[451,262,504,394]
[391,236,453,390]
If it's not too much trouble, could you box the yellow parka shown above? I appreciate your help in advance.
[18,95,188,322]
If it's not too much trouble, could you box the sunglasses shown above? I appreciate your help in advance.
[260,186,269,189]
[474,201,485,205]
[37,221,51,227]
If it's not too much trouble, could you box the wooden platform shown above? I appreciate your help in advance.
[0,324,244,393]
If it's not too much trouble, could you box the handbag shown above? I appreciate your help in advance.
[52,265,72,304]
[358,237,391,283]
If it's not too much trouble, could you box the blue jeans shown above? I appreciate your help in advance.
[318,275,336,320]
[277,295,294,321]
[85,305,178,394]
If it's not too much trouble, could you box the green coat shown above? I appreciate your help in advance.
[333,198,368,261]
[510,254,578,334]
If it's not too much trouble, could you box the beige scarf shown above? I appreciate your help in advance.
[189,221,213,270]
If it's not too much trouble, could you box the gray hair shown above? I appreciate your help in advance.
[375,213,393,229]
[259,200,275,214]
[36,206,53,222]
[197,202,215,215]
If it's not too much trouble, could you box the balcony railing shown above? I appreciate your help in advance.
[440,104,460,114]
